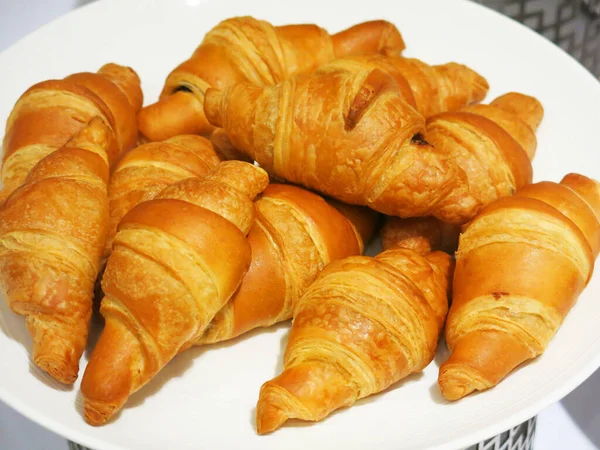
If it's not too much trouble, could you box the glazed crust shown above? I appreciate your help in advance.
[439,173,600,400]
[256,248,453,433]
[81,161,269,425]
[324,54,489,117]
[137,16,406,141]
[198,183,376,344]
[105,135,221,257]
[426,93,544,223]
[204,64,463,218]
[2,64,142,197]
[381,216,460,254]
[0,119,114,384]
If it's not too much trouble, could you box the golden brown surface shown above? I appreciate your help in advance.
[325,55,489,117]
[381,216,460,254]
[208,128,253,162]
[105,135,221,257]
[326,197,380,246]
[425,92,544,223]
[81,161,269,425]
[198,183,375,344]
[256,248,453,433]
[2,63,142,197]
[0,118,114,384]
[204,64,463,218]
[439,173,600,401]
[137,16,405,141]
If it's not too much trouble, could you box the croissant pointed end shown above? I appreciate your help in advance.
[26,315,86,385]
[83,398,118,426]
[204,88,225,128]
[438,364,479,401]
[256,397,290,435]
[490,92,544,131]
[33,354,78,385]
[439,330,534,400]
[80,315,139,425]
[377,21,406,55]
[210,161,269,201]
[561,173,600,224]
[332,20,405,58]
[138,91,209,142]
[98,63,143,112]
[471,72,490,103]
[66,117,112,151]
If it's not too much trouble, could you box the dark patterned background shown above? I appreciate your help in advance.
[465,416,537,450]
[475,0,600,78]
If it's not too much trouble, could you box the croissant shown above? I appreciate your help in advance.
[0,119,114,384]
[208,128,253,162]
[105,135,222,256]
[81,161,268,425]
[381,216,460,254]
[439,173,600,401]
[204,65,462,218]
[256,247,453,433]
[198,183,378,344]
[137,16,405,141]
[2,63,142,197]
[426,92,544,223]
[326,54,489,117]
[325,197,380,246]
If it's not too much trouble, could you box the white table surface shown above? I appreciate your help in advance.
[0,1,599,449]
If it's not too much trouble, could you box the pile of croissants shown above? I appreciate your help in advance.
[1,15,599,435]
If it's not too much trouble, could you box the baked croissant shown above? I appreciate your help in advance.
[81,161,268,425]
[198,183,378,344]
[326,54,489,117]
[0,118,114,384]
[137,16,405,141]
[426,92,544,223]
[204,65,462,218]
[105,135,222,257]
[2,63,142,197]
[439,173,600,401]
[381,216,460,254]
[256,247,453,433]
[208,128,253,162]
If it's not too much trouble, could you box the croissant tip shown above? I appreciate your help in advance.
[439,383,474,401]
[83,398,116,426]
[475,75,490,97]
[256,401,289,435]
[29,321,81,385]
[438,367,477,401]
[34,357,78,385]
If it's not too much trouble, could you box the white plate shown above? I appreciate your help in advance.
[1,0,600,449]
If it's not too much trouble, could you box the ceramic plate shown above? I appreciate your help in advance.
[1,0,600,449]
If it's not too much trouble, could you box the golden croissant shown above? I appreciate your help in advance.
[0,118,114,384]
[2,63,142,198]
[205,64,463,218]
[325,54,489,117]
[256,247,453,433]
[426,92,544,223]
[439,173,600,401]
[105,135,222,257]
[381,216,460,254]
[81,161,268,425]
[199,183,378,344]
[138,16,406,141]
